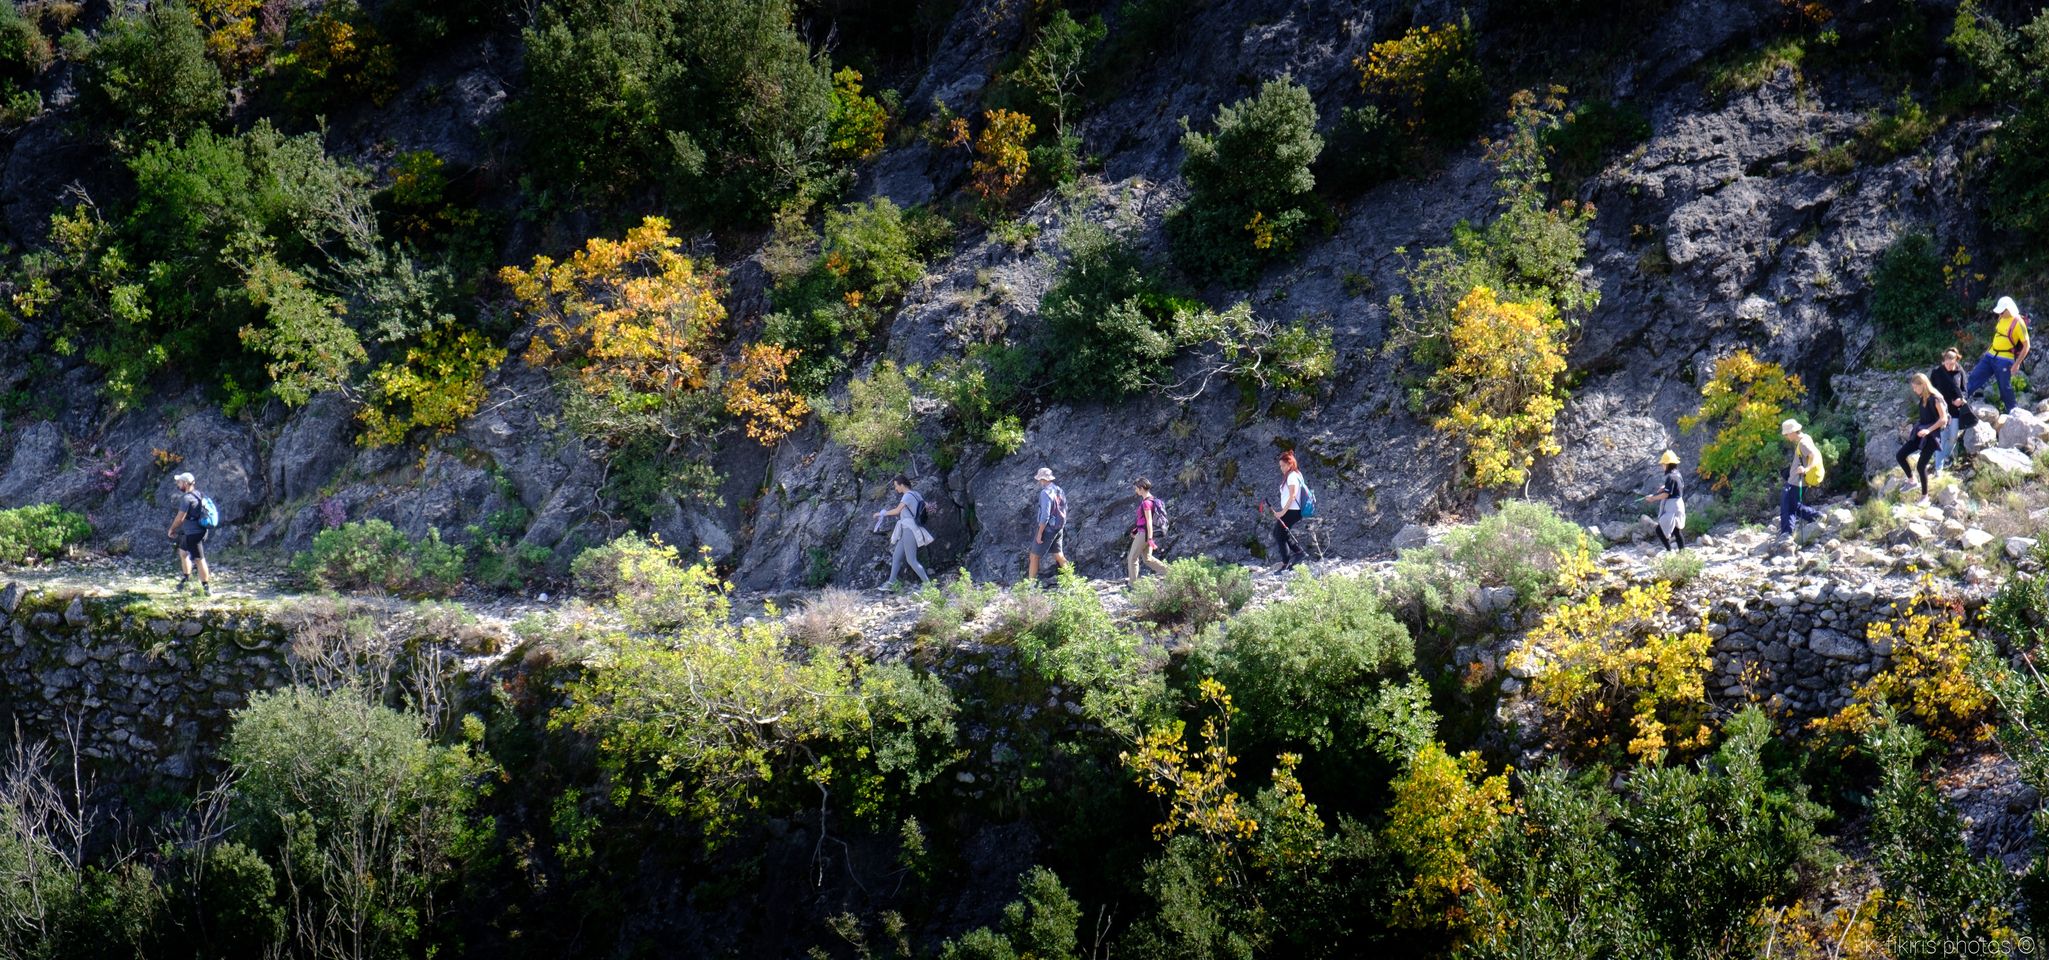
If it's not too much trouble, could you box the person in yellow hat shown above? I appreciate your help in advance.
[1643,449,1686,551]
[1964,295,2030,413]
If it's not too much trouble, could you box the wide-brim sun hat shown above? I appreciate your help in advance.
[1033,467,1055,482]
[1781,419,1802,436]
[1658,450,1680,466]
[1995,295,2020,316]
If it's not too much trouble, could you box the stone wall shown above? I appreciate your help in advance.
[1700,576,1944,716]
[0,582,292,783]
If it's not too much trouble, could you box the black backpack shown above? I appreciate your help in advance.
[915,493,932,527]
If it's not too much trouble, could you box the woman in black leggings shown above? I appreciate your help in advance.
[1896,372,1948,499]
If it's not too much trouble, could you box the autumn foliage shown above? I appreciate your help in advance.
[1429,286,1568,490]
[1681,350,1805,491]
[970,108,1035,203]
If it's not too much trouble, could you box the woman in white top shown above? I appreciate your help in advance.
[877,475,933,590]
[1259,450,1307,570]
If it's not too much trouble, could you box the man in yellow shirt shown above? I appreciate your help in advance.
[1964,295,2031,413]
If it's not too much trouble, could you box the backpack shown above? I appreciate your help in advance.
[913,492,931,528]
[1298,481,1316,519]
[1137,496,1170,537]
[198,495,219,529]
[1046,485,1068,530]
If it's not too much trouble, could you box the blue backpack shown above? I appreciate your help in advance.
[1298,481,1316,519]
[198,495,219,529]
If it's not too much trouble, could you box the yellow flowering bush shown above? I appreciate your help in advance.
[501,216,728,449]
[970,108,1035,202]
[356,322,508,448]
[1811,587,1992,742]
[1510,581,1714,762]
[1122,678,1260,851]
[722,342,809,445]
[1383,740,1514,933]
[1354,17,1485,139]
[1429,286,1569,489]
[826,67,888,162]
[1680,350,1805,492]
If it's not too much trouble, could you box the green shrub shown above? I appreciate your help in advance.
[0,1,52,86]
[1013,570,1168,733]
[765,198,938,392]
[1314,103,1404,197]
[569,533,727,631]
[1354,16,1486,146]
[289,519,465,598]
[226,686,488,959]
[1387,500,1593,634]
[1187,571,1415,752]
[820,359,920,474]
[555,592,956,841]
[1168,76,1324,286]
[76,2,226,148]
[517,0,834,219]
[1950,1,2049,246]
[1132,557,1253,633]
[1013,9,1104,139]
[1651,549,1704,586]
[938,866,1081,960]
[0,503,90,564]
[1868,231,1966,364]
[1038,222,1188,400]
[1387,89,1598,370]
[1864,712,2019,945]
[1545,99,1651,189]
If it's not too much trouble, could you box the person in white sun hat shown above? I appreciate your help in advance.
[1777,419,1824,541]
[1026,466,1068,580]
[1964,295,2030,413]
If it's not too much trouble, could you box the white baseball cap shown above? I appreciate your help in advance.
[1033,467,1055,482]
[1994,295,2020,317]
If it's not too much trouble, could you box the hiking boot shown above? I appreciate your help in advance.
[174,576,191,594]
[200,582,212,597]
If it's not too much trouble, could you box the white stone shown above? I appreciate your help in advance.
[1977,446,2038,477]
[1963,421,1999,454]
[2011,537,2041,561]
[1997,408,2046,448]
[1960,528,1995,550]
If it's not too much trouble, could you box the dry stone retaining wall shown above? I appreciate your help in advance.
[0,581,292,783]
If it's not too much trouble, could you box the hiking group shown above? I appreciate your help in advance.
[875,451,1317,591]
[1650,295,2031,554]
[876,296,2028,584]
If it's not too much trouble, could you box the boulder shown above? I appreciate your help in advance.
[2011,537,2042,561]
[1962,422,1999,454]
[1960,528,1995,550]
[1808,628,1863,662]
[1977,446,2037,478]
[1391,523,1431,551]
[1599,520,1638,543]
[1996,408,2046,449]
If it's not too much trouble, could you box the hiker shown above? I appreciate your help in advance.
[1897,373,1948,500]
[165,472,213,596]
[1926,347,1976,473]
[1259,450,1309,571]
[1964,296,2031,414]
[876,475,933,590]
[1777,419,1825,540]
[1027,467,1068,580]
[1125,478,1170,585]
[1643,450,1686,552]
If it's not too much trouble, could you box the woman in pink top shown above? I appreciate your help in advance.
[1126,478,1170,584]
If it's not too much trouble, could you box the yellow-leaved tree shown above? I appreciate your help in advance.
[970,109,1035,203]
[1508,581,1714,763]
[1384,740,1515,935]
[1429,286,1568,489]
[1681,349,1805,492]
[502,216,728,451]
[501,218,810,508]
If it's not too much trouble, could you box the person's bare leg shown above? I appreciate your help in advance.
[1028,553,1040,580]
[196,557,211,584]
[178,549,193,578]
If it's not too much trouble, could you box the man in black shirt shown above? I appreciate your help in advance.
[166,472,212,596]
[1927,347,1976,473]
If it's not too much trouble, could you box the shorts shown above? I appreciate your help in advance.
[1029,526,1065,558]
[178,530,207,560]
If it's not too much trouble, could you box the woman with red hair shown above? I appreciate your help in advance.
[1260,450,1308,571]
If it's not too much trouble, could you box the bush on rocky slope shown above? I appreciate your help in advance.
[290,519,465,598]
[0,503,89,564]
[1169,76,1324,287]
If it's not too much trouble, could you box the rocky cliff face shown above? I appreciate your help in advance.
[0,0,2026,591]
